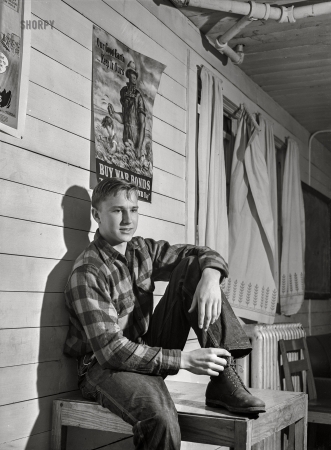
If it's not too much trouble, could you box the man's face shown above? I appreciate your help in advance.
[128,72,137,86]
[93,190,139,246]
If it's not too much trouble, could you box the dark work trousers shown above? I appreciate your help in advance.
[79,256,252,450]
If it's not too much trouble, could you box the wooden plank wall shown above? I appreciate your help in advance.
[0,0,330,449]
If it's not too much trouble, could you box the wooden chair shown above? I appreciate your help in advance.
[279,337,331,450]
[51,380,307,449]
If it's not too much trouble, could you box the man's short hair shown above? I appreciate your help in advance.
[92,178,138,209]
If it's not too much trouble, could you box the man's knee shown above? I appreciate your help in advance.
[153,408,181,445]
[170,255,201,292]
[133,406,181,449]
[176,255,200,272]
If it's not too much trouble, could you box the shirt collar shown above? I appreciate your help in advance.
[94,229,139,262]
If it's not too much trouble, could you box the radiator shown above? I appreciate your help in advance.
[236,323,306,450]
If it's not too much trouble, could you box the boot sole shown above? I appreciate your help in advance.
[206,399,266,414]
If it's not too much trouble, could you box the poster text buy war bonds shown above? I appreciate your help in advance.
[92,25,166,203]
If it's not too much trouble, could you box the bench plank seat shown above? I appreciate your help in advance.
[52,380,307,449]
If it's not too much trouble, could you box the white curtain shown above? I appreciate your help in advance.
[258,117,279,289]
[226,110,277,323]
[197,66,228,262]
[280,139,305,315]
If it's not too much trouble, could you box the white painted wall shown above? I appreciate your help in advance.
[0,0,330,448]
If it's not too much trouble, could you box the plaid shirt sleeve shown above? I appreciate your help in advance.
[144,239,229,282]
[68,264,181,376]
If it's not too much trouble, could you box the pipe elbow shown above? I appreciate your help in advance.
[215,37,227,51]
[234,44,245,65]
[215,40,245,65]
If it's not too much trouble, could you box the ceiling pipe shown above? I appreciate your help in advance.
[215,3,261,64]
[215,14,255,64]
[308,130,331,186]
[169,0,331,21]
[215,40,245,64]
[168,0,331,63]
[218,11,257,43]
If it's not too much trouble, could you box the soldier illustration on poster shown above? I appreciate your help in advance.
[107,60,146,160]
[92,25,166,203]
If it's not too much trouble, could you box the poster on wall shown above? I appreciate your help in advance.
[0,0,31,138]
[92,25,166,203]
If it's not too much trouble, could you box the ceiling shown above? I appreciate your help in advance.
[178,0,331,151]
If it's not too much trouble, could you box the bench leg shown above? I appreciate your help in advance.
[234,421,252,449]
[288,423,295,450]
[51,401,68,450]
[295,417,307,450]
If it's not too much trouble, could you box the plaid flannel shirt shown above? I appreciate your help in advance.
[64,230,228,377]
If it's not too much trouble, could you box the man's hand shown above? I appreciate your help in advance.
[180,348,230,376]
[188,268,222,331]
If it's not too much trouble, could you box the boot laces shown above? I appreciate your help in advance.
[225,357,247,394]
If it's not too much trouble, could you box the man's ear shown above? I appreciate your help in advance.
[92,207,101,224]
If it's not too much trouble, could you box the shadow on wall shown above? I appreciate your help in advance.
[25,185,134,449]
[25,186,92,449]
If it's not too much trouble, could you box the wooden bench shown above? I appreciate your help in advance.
[51,380,307,449]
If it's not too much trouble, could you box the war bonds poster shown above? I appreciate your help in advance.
[0,0,30,137]
[92,25,166,203]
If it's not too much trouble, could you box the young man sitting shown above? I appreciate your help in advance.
[64,178,265,450]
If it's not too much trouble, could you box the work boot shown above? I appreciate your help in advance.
[205,356,266,414]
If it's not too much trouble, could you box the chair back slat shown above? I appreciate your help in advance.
[288,359,309,374]
[279,337,317,400]
[302,338,318,400]
[282,338,305,352]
